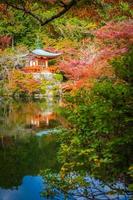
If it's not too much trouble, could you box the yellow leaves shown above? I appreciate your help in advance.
[60,162,74,179]
[55,39,78,50]
[79,148,95,156]
[128,165,133,178]
[128,165,133,191]
[94,158,101,167]
[78,148,101,167]
[60,144,70,154]
[86,22,97,30]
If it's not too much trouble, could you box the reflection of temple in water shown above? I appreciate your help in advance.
[29,111,57,128]
[26,99,60,129]
[0,98,66,139]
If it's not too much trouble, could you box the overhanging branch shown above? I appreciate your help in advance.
[41,0,77,26]
[3,0,77,26]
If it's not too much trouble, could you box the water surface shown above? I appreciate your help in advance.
[0,98,132,200]
[0,98,61,200]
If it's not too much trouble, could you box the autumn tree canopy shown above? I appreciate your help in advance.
[0,0,101,26]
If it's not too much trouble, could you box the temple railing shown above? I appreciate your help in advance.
[22,65,59,73]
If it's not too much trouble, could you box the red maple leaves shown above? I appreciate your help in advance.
[59,20,133,89]
[95,20,133,41]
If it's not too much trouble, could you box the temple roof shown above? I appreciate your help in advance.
[32,49,61,57]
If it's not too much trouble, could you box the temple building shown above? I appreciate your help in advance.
[22,48,61,79]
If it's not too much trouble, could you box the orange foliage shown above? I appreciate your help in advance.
[0,4,7,14]
[8,69,40,95]
[23,66,44,73]
[61,82,75,92]
[23,65,59,73]
[71,6,100,21]
[48,66,59,73]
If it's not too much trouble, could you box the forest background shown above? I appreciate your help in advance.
[0,0,133,198]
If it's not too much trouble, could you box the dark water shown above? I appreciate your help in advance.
[0,98,132,200]
[0,98,62,200]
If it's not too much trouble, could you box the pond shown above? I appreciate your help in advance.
[0,98,63,200]
[0,98,132,200]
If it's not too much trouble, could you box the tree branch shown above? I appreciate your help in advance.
[3,0,77,26]
[4,0,44,24]
[41,0,77,26]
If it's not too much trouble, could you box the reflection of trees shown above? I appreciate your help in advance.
[0,99,60,136]
[0,100,32,136]
[42,171,132,200]
[0,134,59,189]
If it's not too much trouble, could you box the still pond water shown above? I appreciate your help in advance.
[0,98,63,200]
[0,98,132,200]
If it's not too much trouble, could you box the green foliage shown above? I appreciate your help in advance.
[119,2,131,13]
[128,166,133,191]
[0,0,132,48]
[42,49,133,197]
[40,169,89,198]
[54,73,63,82]
[0,9,38,46]
[111,47,133,84]
[98,1,132,23]
[59,79,133,174]
[52,17,96,41]
[0,1,133,197]
[39,80,47,94]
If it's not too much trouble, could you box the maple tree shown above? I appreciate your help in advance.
[94,20,133,40]
[0,0,106,26]
[0,0,78,26]
[0,0,132,199]
[7,69,40,96]
[58,19,133,89]
[41,47,133,199]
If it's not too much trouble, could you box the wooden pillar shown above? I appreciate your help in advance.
[46,116,49,126]
[30,60,33,66]
[45,60,48,68]
[33,61,36,66]
[36,60,38,66]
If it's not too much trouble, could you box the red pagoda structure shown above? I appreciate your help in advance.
[23,48,61,74]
